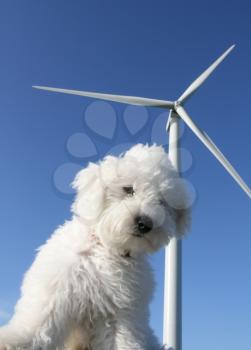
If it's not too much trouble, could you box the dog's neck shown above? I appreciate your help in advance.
[90,230,132,259]
[75,215,133,259]
[94,235,132,258]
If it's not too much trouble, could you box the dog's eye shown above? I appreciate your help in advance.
[159,199,167,207]
[123,186,135,196]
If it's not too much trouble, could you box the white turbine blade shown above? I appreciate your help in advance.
[175,105,251,198]
[33,86,174,108]
[178,45,235,104]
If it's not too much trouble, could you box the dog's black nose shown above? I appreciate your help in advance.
[135,215,153,234]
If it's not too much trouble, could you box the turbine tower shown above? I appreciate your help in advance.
[33,45,251,350]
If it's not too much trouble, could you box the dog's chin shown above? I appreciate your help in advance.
[121,230,170,255]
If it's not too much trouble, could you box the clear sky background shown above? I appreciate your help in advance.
[0,1,251,349]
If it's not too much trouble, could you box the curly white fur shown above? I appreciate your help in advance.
[0,144,190,350]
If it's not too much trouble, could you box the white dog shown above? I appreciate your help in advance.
[0,144,190,350]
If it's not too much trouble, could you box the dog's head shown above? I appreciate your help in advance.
[72,144,191,255]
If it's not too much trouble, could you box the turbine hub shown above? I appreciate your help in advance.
[174,100,182,109]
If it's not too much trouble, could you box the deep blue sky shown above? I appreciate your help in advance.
[0,1,251,349]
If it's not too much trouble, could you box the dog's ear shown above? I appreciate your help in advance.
[71,163,105,223]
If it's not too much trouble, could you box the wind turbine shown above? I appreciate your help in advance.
[33,45,251,350]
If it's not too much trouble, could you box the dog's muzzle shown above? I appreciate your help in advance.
[134,215,153,235]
